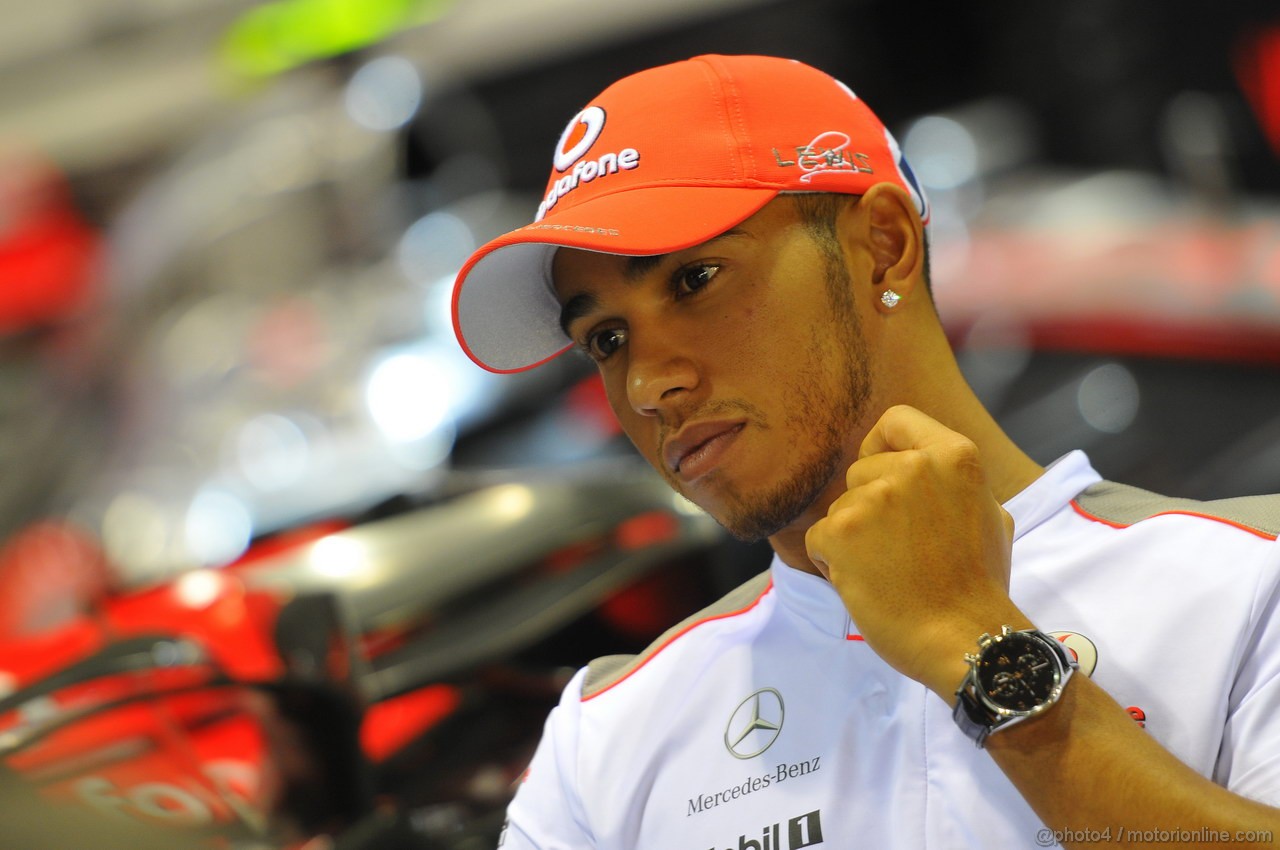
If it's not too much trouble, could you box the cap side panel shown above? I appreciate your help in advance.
[702,54,752,183]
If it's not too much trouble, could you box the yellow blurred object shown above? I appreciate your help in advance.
[220,0,453,79]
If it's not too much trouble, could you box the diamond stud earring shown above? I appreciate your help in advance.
[881,289,901,309]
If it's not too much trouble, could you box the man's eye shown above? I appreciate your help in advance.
[675,264,720,296]
[587,327,627,360]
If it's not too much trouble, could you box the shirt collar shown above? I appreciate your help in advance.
[1004,450,1101,542]
[769,555,853,639]
[766,450,1102,638]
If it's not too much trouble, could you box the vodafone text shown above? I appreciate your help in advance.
[702,809,824,850]
[535,148,640,221]
[687,757,822,816]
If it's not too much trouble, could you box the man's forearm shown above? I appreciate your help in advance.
[986,673,1280,849]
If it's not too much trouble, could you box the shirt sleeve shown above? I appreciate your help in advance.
[1215,541,1280,806]
[498,667,596,849]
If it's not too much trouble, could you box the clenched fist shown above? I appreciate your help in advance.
[804,405,1033,701]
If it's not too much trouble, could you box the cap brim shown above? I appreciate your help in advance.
[453,185,780,373]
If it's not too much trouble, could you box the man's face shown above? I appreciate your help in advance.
[552,197,876,541]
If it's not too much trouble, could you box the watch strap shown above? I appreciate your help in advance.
[952,688,997,747]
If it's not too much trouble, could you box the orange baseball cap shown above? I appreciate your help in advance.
[452,54,930,373]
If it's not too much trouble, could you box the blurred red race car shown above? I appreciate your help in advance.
[0,459,729,850]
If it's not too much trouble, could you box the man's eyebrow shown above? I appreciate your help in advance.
[559,229,752,337]
[625,253,667,280]
[559,291,599,338]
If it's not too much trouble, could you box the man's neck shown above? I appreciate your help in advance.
[767,402,1044,577]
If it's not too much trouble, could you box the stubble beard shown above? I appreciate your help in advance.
[714,261,871,542]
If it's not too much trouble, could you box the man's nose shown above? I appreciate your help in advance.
[625,335,699,418]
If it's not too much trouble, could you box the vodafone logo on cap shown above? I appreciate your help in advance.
[536,105,640,221]
[554,106,607,172]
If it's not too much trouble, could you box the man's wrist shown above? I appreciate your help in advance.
[922,610,1035,702]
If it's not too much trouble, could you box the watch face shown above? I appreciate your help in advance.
[976,632,1063,713]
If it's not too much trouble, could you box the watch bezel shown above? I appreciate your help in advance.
[952,626,1077,746]
[972,628,1072,718]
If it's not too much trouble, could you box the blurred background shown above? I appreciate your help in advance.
[1,0,1278,847]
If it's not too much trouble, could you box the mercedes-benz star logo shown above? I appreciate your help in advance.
[724,687,785,759]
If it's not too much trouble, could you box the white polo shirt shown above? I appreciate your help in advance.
[499,452,1280,848]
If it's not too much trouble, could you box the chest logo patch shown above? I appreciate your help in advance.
[1048,631,1098,677]
[725,687,785,759]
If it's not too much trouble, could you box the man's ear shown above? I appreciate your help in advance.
[852,183,924,300]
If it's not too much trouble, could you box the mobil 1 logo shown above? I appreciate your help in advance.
[704,809,823,850]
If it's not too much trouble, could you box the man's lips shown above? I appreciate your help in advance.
[663,420,746,480]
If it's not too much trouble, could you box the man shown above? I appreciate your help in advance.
[451,55,1280,848]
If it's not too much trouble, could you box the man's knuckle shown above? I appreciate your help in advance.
[804,520,822,542]
[944,439,983,476]
[844,461,863,487]
[865,477,895,503]
[829,504,868,534]
[897,449,930,479]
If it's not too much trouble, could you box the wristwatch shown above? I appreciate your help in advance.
[952,625,1077,747]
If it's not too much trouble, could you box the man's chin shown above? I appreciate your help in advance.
[664,481,777,544]
[693,457,845,544]
[704,492,811,544]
